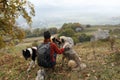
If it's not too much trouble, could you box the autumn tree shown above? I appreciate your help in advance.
[0,0,35,49]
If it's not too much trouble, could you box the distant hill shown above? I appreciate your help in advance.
[17,15,120,29]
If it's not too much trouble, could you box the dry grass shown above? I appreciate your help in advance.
[0,37,120,80]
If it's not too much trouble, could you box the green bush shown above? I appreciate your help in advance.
[72,36,79,45]
[79,33,91,42]
[58,28,75,37]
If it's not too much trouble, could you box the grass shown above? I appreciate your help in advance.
[0,26,120,80]
[77,26,120,35]
[0,39,120,80]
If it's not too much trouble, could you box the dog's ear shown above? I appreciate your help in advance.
[56,39,61,44]
[52,37,56,43]
[61,39,65,43]
[22,50,27,60]
[22,50,25,53]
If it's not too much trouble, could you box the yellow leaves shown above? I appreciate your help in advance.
[21,7,32,24]
[0,18,25,48]
[0,0,35,48]
[16,28,25,41]
[27,1,35,16]
[0,0,35,24]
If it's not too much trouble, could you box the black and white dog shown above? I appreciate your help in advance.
[22,47,37,72]
[51,36,61,47]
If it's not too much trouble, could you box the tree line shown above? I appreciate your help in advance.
[24,27,58,38]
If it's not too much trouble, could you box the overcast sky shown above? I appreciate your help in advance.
[30,0,120,14]
[19,0,120,28]
[31,0,120,7]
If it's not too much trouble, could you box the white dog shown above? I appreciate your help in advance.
[59,36,81,70]
[60,36,74,48]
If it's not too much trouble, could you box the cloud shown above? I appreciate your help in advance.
[26,0,120,26]
[30,0,120,7]
[30,0,120,15]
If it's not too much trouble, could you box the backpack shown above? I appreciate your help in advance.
[37,42,52,68]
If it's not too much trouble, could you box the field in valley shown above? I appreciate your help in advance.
[0,26,120,80]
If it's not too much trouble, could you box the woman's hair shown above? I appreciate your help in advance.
[44,31,51,39]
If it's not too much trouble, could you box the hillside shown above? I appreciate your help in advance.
[0,37,120,80]
[1,0,120,80]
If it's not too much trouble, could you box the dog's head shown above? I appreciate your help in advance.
[22,49,31,60]
[51,36,62,47]
[60,36,74,48]
[59,36,68,47]
[51,36,68,48]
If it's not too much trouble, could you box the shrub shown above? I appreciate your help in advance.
[58,28,75,37]
[72,36,79,45]
[79,33,91,42]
